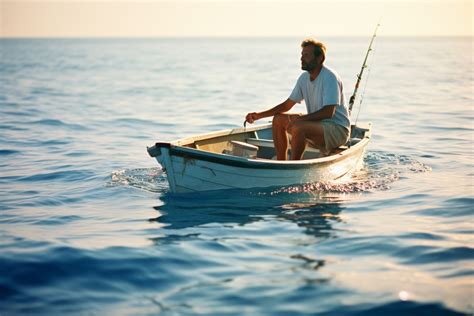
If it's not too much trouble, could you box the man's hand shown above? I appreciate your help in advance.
[245,112,259,124]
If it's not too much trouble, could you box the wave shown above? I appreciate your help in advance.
[0,245,188,314]
[30,119,89,131]
[17,170,95,183]
[0,149,20,156]
[409,197,473,217]
[397,245,474,265]
[0,124,28,131]
[111,118,172,127]
[344,300,468,316]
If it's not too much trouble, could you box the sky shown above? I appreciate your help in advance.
[0,0,472,37]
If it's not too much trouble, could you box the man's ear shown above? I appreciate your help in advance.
[317,55,324,65]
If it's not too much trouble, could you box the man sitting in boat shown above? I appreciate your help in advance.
[245,39,351,160]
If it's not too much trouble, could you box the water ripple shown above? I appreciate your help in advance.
[17,170,95,183]
[399,246,474,265]
[411,197,473,217]
[0,149,20,156]
[30,119,89,131]
[349,301,467,316]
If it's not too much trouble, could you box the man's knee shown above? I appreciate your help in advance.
[272,113,287,126]
[273,114,292,133]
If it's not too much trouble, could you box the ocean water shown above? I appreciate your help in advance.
[0,37,472,315]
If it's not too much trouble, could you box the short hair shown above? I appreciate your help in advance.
[301,39,326,63]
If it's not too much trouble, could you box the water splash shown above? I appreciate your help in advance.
[108,167,168,193]
[267,151,431,195]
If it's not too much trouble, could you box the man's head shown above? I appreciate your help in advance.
[300,39,326,72]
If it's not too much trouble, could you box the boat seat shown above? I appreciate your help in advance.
[245,138,273,148]
[246,138,320,153]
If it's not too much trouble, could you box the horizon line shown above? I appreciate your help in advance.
[1,35,473,39]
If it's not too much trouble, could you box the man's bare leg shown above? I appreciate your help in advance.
[272,114,300,160]
[289,121,325,160]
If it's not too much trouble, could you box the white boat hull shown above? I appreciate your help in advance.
[148,123,371,193]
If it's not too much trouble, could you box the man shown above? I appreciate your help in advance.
[245,39,350,160]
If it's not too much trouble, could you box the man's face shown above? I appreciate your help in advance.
[301,45,318,72]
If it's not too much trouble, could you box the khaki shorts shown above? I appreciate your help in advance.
[321,121,350,152]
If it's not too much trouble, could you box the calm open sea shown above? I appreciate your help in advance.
[0,37,473,315]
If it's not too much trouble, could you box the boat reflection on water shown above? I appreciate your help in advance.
[149,186,347,241]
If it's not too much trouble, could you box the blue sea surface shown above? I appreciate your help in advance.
[0,37,472,315]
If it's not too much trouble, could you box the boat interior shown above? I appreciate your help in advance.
[179,125,369,160]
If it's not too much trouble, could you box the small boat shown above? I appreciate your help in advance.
[147,122,372,193]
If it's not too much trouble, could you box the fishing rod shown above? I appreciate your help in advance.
[348,22,381,114]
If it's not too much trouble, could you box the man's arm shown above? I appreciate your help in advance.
[246,98,297,123]
[295,104,336,122]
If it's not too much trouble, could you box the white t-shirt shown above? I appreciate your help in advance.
[289,65,350,130]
